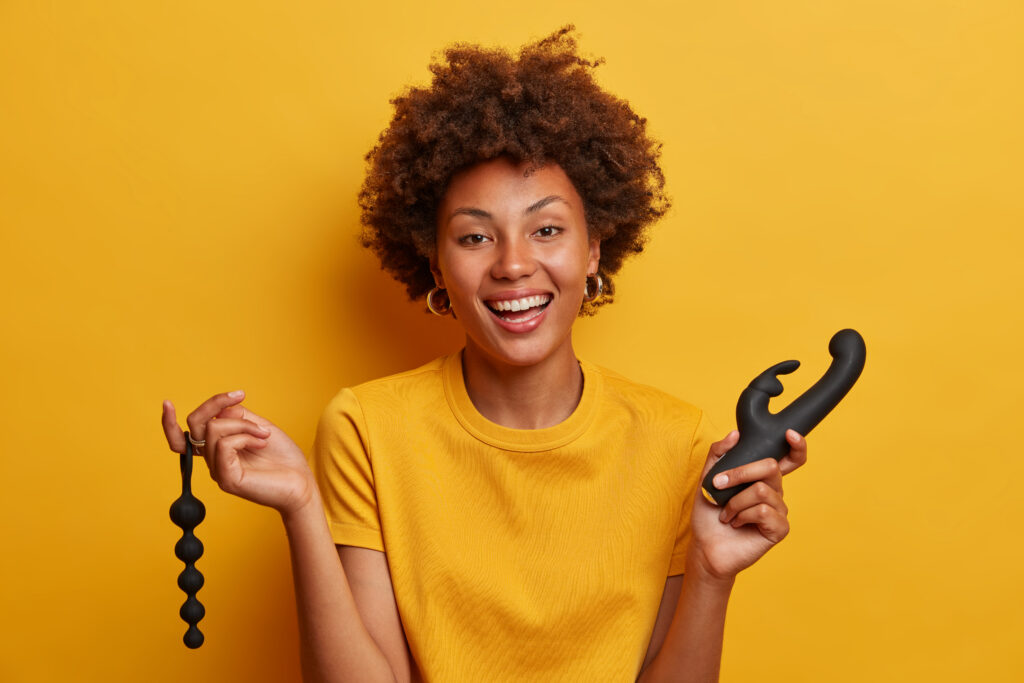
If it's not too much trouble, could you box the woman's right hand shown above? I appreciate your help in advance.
[161,391,316,516]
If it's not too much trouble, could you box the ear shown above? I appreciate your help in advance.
[429,255,446,289]
[586,238,601,276]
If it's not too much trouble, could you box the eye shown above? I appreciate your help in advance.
[533,225,563,238]
[458,233,490,246]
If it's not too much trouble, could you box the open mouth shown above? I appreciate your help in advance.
[485,294,552,324]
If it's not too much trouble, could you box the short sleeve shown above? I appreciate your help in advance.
[310,388,385,551]
[668,410,720,576]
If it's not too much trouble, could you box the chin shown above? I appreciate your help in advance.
[472,333,572,370]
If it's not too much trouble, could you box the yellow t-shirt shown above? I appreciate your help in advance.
[311,352,716,682]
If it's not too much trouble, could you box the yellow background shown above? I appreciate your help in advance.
[1,1,1021,681]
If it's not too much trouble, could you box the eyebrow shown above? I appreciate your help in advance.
[447,195,569,223]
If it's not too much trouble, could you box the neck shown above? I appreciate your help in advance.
[461,340,584,429]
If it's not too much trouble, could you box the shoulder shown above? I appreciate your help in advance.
[585,360,705,422]
[583,360,717,472]
[351,355,446,395]
[321,354,449,423]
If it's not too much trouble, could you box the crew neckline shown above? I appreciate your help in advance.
[442,350,602,452]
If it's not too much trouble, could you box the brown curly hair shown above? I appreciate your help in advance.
[358,25,669,313]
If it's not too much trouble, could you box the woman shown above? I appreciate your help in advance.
[161,27,807,682]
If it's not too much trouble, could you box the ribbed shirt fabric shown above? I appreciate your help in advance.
[311,351,715,682]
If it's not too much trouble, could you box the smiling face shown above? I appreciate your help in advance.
[433,157,600,370]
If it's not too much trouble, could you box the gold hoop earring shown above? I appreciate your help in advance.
[426,286,452,316]
[583,273,603,302]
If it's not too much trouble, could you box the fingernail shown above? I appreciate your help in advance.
[228,390,244,398]
[719,510,727,523]
[258,426,271,434]
[787,429,800,441]
[713,473,728,488]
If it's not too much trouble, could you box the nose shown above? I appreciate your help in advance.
[490,235,536,281]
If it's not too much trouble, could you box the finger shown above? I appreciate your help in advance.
[206,418,272,442]
[204,418,270,480]
[709,430,740,458]
[711,456,783,493]
[216,405,245,420]
[719,479,788,524]
[186,390,246,441]
[162,400,188,454]
[210,432,269,494]
[727,502,790,544]
[215,404,273,430]
[779,429,808,475]
[700,430,740,478]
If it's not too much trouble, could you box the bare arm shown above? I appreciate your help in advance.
[635,566,733,683]
[161,393,401,683]
[282,492,403,683]
[638,575,683,677]
[638,429,807,682]
[337,546,412,682]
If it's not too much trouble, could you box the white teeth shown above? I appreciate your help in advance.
[488,294,551,313]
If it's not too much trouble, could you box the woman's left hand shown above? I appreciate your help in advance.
[686,429,808,582]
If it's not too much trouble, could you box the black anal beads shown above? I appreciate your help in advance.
[170,433,206,648]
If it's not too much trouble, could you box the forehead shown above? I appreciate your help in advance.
[440,158,581,212]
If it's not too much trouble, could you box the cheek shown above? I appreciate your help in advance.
[437,257,481,302]
[550,248,591,288]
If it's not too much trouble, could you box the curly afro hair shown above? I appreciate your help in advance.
[358,25,669,313]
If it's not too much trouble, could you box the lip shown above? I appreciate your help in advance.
[486,301,550,334]
[482,288,552,303]
[482,289,552,334]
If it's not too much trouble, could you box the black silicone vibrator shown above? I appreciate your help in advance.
[701,329,866,506]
